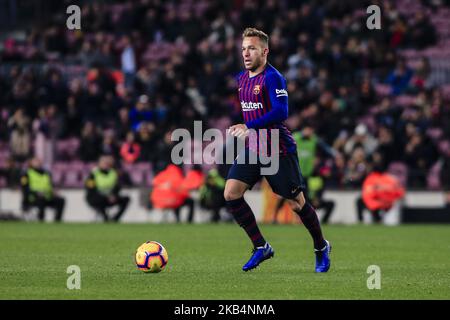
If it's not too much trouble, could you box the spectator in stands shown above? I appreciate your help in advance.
[0,157,22,188]
[120,131,141,164]
[344,146,369,187]
[100,132,120,161]
[121,36,136,89]
[116,107,132,141]
[63,95,82,138]
[85,155,130,222]
[385,59,413,95]
[327,152,346,188]
[409,11,437,49]
[21,157,65,222]
[129,95,154,131]
[411,57,431,90]
[403,129,438,187]
[375,126,398,166]
[357,74,377,115]
[8,109,31,162]
[137,122,157,162]
[153,130,176,174]
[344,124,378,158]
[374,97,400,129]
[32,106,53,169]
[79,121,101,162]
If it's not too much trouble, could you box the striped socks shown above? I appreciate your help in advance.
[226,197,266,248]
[294,202,326,250]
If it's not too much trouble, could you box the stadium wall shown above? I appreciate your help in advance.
[0,189,447,224]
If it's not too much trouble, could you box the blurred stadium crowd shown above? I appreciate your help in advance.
[1,0,450,191]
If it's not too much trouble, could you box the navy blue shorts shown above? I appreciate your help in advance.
[227,148,306,199]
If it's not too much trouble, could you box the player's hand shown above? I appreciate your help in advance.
[228,124,249,139]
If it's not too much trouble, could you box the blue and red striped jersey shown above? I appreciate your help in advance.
[236,63,297,155]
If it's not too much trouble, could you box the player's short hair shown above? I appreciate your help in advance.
[242,27,269,48]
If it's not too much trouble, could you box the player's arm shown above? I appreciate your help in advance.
[245,73,289,129]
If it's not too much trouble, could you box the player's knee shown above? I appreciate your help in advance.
[224,189,242,201]
[288,192,306,211]
[224,187,245,201]
[287,200,301,211]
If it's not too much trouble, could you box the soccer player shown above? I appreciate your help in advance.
[225,28,331,272]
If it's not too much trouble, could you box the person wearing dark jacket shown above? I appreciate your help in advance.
[85,155,130,222]
[21,157,65,222]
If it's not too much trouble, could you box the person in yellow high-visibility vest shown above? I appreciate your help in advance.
[21,157,65,222]
[85,155,130,222]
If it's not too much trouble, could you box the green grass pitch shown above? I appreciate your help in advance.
[0,222,449,299]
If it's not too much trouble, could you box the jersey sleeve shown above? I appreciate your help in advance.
[245,72,289,129]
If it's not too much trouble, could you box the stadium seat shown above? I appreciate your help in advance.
[427,161,442,190]
[388,162,409,188]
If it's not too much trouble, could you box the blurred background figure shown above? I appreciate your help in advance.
[199,168,227,223]
[307,161,336,225]
[21,157,65,222]
[85,155,130,222]
[357,153,405,224]
[150,164,203,223]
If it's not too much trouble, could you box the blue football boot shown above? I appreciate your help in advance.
[242,242,274,271]
[314,240,331,273]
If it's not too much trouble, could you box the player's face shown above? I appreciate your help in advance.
[242,37,267,71]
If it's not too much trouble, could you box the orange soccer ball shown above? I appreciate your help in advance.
[135,241,169,273]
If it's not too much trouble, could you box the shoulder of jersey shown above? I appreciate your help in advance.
[236,70,246,81]
[265,64,285,81]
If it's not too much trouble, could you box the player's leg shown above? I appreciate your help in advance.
[225,151,274,271]
[287,192,327,250]
[225,178,274,271]
[287,192,332,272]
[224,178,267,248]
[265,153,331,272]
